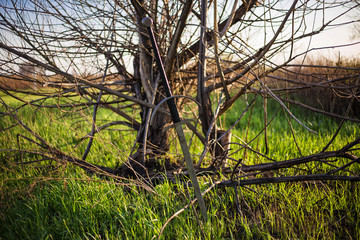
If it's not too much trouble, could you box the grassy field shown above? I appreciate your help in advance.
[0,92,359,239]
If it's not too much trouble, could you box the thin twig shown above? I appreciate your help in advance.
[156,182,217,240]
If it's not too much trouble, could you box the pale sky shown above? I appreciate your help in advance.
[306,24,360,59]
[294,3,360,61]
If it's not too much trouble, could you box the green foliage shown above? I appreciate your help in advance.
[1,94,359,239]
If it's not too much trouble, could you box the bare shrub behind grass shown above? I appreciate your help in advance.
[268,57,360,119]
[0,75,40,90]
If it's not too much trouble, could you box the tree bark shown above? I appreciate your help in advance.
[120,0,171,177]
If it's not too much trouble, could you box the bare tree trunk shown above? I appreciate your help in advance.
[197,0,230,166]
[2,0,359,187]
[197,0,212,136]
[119,0,171,177]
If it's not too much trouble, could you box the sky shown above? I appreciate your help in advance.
[213,0,360,65]
[293,2,360,61]
[0,0,358,76]
[307,24,360,59]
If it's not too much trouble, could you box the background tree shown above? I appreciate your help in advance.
[0,0,359,185]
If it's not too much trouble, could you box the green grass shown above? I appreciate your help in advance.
[0,93,359,239]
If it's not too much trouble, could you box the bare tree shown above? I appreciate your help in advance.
[0,0,359,189]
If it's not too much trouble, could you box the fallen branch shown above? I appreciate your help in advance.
[217,174,360,187]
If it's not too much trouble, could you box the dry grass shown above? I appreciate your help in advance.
[0,73,126,91]
[268,57,360,118]
[0,75,40,90]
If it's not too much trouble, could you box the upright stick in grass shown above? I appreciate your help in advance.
[142,17,208,222]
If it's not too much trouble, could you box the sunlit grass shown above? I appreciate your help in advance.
[0,93,359,239]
